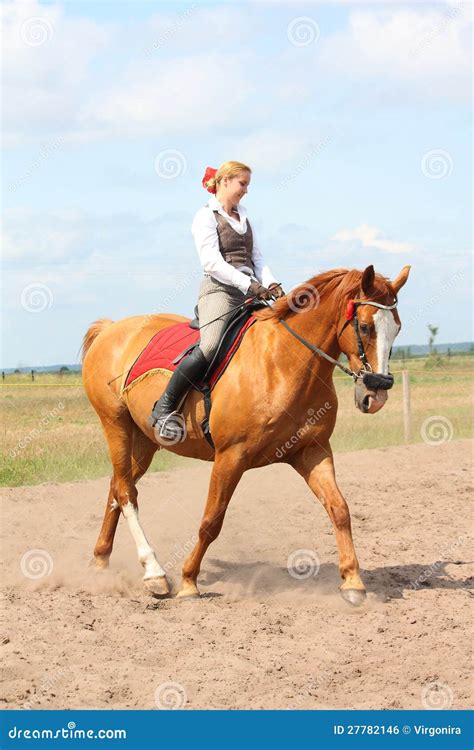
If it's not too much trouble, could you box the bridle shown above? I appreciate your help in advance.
[278,296,398,390]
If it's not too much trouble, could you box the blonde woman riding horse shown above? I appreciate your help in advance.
[148,160,284,441]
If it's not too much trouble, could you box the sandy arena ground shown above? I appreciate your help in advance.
[1,440,472,711]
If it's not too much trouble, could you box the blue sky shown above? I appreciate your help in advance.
[1,0,472,367]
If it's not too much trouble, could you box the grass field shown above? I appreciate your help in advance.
[1,355,472,487]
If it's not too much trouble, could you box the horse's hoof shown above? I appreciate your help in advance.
[176,582,200,599]
[144,576,170,597]
[340,588,367,607]
[90,556,109,571]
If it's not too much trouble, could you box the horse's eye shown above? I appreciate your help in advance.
[360,324,370,336]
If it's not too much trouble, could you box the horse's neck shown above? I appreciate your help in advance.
[255,303,341,389]
[268,304,341,383]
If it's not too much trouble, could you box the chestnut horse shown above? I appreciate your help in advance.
[82,264,410,605]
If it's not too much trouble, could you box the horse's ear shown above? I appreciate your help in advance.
[361,265,375,294]
[392,265,411,294]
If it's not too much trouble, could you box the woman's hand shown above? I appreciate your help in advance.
[248,279,273,301]
[268,282,285,299]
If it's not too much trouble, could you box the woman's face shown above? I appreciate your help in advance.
[222,170,251,204]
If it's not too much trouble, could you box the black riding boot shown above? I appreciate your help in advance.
[148,346,209,440]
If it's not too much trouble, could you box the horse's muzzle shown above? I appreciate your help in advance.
[354,375,391,414]
[362,372,394,391]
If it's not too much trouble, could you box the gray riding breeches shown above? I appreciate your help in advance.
[197,274,251,361]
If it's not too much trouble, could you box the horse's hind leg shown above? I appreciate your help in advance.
[92,413,169,596]
[93,425,158,568]
[93,481,121,570]
[177,448,245,598]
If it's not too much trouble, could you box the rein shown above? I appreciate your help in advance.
[278,296,398,389]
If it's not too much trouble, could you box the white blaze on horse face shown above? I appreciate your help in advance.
[373,309,400,375]
[121,502,165,579]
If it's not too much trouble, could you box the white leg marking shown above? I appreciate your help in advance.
[121,502,165,579]
[110,498,119,511]
[374,310,400,375]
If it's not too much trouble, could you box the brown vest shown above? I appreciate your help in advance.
[213,210,255,273]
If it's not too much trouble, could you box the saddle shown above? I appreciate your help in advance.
[123,300,267,447]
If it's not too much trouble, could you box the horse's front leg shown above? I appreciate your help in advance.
[289,443,366,605]
[177,447,245,598]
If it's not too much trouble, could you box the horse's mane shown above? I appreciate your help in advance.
[253,268,396,322]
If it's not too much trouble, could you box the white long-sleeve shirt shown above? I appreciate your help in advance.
[191,195,278,294]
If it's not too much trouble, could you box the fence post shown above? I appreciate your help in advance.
[402,370,411,443]
[31,369,35,382]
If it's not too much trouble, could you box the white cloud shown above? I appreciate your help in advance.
[318,6,471,97]
[1,206,195,265]
[1,0,114,146]
[2,2,471,147]
[80,54,255,140]
[332,224,415,254]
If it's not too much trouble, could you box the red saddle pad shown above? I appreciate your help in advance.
[124,316,257,391]
[125,322,198,388]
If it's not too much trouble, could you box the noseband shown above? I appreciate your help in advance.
[278,296,398,390]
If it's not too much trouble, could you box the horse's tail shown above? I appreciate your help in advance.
[81,319,114,362]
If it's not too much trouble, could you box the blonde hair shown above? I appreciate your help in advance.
[207,160,251,193]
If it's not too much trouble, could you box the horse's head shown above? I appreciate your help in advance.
[338,264,411,414]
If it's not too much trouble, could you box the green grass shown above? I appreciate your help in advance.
[0,374,189,486]
[1,356,473,486]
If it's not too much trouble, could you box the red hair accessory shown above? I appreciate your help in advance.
[202,166,217,193]
[346,300,356,320]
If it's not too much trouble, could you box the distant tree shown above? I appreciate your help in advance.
[59,366,70,374]
[427,324,439,355]
[14,368,21,374]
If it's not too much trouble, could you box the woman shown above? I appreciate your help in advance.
[149,160,284,441]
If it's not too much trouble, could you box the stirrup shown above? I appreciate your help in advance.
[154,410,186,442]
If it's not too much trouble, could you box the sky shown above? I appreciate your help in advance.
[1,0,472,368]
